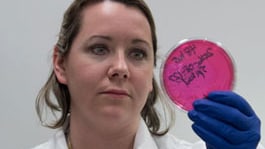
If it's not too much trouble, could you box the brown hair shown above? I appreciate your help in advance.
[36,0,173,136]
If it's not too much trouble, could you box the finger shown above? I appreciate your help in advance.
[193,99,253,130]
[207,91,255,116]
[188,110,251,144]
[191,124,227,148]
[191,124,245,149]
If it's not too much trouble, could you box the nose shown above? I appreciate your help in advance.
[108,51,129,80]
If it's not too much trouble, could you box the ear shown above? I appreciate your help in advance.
[53,46,68,85]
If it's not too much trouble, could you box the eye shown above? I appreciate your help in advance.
[129,48,147,60]
[88,44,109,55]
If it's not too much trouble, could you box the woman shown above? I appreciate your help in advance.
[33,0,262,149]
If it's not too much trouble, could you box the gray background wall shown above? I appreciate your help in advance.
[0,0,264,148]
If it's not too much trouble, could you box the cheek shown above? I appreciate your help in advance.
[146,74,153,92]
[133,69,153,95]
[65,63,105,101]
[145,69,154,92]
[132,70,153,112]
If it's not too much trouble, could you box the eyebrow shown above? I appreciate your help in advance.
[132,39,152,49]
[88,35,112,41]
[86,35,152,49]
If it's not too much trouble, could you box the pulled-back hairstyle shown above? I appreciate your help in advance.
[36,0,174,136]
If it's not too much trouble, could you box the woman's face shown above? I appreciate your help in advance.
[54,1,154,126]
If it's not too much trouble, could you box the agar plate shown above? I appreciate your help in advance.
[160,38,235,111]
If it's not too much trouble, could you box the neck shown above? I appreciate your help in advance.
[68,115,140,149]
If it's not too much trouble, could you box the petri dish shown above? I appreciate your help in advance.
[160,38,235,111]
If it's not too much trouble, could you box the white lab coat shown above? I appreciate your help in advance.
[32,119,264,149]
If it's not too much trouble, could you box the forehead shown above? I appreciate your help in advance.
[76,1,152,44]
[81,1,145,16]
[79,1,150,29]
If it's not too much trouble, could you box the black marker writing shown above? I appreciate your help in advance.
[183,44,196,56]
[171,44,196,64]
[197,48,214,65]
[172,51,184,63]
[168,47,214,86]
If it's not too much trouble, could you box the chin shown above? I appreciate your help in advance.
[100,105,129,120]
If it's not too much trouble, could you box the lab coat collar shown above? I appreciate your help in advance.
[133,118,158,149]
[47,118,159,149]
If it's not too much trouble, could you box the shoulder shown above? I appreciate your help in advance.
[31,130,67,149]
[136,118,206,149]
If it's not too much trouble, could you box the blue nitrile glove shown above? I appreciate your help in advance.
[188,91,261,149]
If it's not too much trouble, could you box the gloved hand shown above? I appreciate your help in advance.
[188,91,261,149]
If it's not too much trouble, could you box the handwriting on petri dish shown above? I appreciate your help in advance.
[168,44,214,86]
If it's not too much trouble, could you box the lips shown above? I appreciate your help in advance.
[100,89,130,97]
